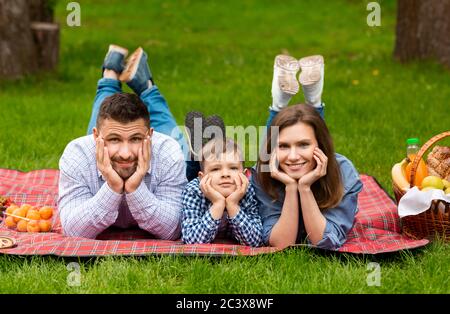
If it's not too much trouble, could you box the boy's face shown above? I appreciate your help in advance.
[199,151,244,197]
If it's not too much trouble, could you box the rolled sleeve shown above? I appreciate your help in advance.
[314,154,363,250]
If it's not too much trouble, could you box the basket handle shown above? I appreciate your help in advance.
[409,131,450,187]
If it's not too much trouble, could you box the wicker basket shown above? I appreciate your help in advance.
[393,131,450,241]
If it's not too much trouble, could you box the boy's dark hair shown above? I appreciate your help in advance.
[96,93,150,128]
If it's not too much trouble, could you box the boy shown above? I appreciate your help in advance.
[181,137,263,247]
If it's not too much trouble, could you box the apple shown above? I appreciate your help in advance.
[443,179,450,189]
[421,176,444,190]
[421,186,438,192]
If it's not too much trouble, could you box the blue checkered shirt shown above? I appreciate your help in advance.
[181,178,263,247]
[58,132,187,240]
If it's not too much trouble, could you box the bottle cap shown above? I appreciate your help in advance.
[406,138,420,145]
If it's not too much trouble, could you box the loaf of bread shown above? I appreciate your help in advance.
[427,146,450,180]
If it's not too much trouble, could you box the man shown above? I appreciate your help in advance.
[58,45,187,239]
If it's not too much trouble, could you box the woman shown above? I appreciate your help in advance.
[251,54,362,250]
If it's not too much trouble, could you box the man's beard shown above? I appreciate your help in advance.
[111,159,138,180]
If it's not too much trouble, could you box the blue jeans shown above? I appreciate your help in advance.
[87,78,199,181]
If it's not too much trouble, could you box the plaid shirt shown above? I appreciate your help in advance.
[181,178,263,247]
[58,132,187,240]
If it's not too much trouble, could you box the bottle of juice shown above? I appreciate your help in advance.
[405,138,428,187]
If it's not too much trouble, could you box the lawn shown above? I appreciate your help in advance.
[0,0,449,294]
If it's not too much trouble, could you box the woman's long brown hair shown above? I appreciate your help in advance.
[256,104,344,210]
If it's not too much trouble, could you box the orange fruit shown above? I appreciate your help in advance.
[12,208,27,223]
[26,209,41,220]
[27,220,40,233]
[6,205,18,215]
[4,216,17,229]
[20,204,32,214]
[39,206,53,220]
[405,159,428,187]
[16,220,28,232]
[38,219,52,232]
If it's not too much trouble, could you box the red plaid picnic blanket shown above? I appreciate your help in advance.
[0,169,428,256]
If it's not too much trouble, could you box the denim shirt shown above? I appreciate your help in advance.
[251,153,363,250]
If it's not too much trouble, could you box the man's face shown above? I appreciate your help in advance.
[199,151,244,198]
[93,118,152,180]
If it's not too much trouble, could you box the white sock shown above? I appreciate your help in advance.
[302,64,324,108]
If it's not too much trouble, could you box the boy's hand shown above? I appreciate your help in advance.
[200,174,226,206]
[96,137,124,194]
[225,173,248,207]
[298,147,328,190]
[125,136,151,193]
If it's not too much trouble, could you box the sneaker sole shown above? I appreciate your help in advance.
[185,111,205,158]
[274,55,300,95]
[109,44,129,57]
[119,47,143,82]
[298,55,324,86]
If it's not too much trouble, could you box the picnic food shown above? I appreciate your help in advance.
[421,175,445,190]
[2,204,54,233]
[427,146,450,181]
[405,138,428,187]
[391,159,410,191]
[0,195,13,215]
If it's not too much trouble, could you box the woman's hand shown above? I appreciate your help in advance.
[269,150,297,187]
[298,147,328,190]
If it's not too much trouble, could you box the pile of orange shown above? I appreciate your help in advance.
[3,204,53,233]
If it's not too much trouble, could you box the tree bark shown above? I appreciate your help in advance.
[0,0,59,79]
[0,0,38,79]
[394,0,450,68]
[29,0,54,23]
[31,22,59,71]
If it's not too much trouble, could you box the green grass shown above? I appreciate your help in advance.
[0,0,449,293]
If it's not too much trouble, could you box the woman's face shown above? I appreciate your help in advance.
[276,122,319,180]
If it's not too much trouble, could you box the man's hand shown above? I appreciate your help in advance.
[125,136,151,193]
[298,147,328,191]
[96,137,124,194]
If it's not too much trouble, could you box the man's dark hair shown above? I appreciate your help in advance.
[96,93,150,128]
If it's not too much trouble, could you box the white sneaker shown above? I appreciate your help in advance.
[273,54,300,95]
[298,55,324,107]
[270,54,300,112]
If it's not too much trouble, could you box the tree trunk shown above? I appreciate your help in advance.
[29,0,54,23]
[394,0,450,68]
[0,0,38,79]
[31,22,59,71]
